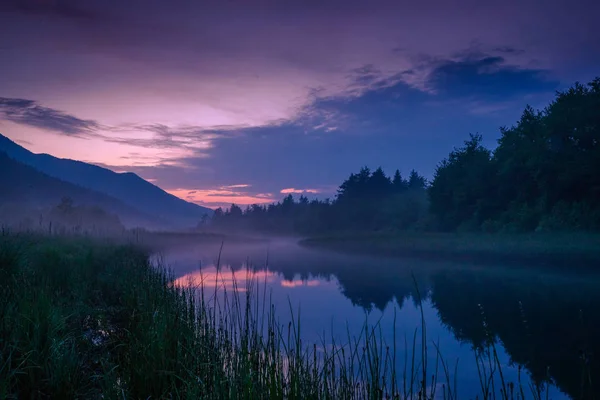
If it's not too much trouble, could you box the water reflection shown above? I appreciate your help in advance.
[164,241,599,399]
[430,268,598,398]
[281,278,321,288]
[174,267,276,291]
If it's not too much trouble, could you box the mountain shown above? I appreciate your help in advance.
[0,152,167,229]
[0,134,212,228]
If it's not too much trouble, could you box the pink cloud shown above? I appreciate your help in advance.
[167,187,274,209]
[280,188,320,194]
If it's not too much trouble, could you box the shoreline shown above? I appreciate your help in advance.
[299,231,600,269]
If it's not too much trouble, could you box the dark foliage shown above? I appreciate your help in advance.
[429,78,600,232]
[211,77,600,235]
[211,167,428,234]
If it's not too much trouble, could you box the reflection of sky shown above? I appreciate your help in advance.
[174,267,277,292]
[168,259,568,400]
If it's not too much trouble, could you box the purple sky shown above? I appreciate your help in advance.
[1,0,599,208]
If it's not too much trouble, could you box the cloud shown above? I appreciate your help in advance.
[0,97,102,136]
[493,46,525,55]
[425,55,558,98]
[280,188,320,194]
[223,184,250,189]
[14,138,34,146]
[0,96,244,161]
[8,0,589,135]
[166,186,275,209]
[304,51,558,132]
[98,123,245,156]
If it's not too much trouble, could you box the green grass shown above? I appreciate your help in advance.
[300,231,600,268]
[0,232,567,399]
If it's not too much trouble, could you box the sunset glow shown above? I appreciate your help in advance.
[167,188,275,209]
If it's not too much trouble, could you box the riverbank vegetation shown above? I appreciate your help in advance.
[210,78,600,237]
[2,233,565,399]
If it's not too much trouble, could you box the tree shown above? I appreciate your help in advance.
[392,170,408,192]
[197,213,209,227]
[229,203,243,218]
[429,134,497,231]
[407,170,426,190]
[369,167,393,197]
[491,78,600,230]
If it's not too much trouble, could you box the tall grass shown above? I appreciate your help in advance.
[0,233,559,399]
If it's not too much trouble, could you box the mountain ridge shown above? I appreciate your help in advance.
[0,134,211,228]
[0,152,167,229]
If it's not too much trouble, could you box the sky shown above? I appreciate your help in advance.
[1,0,599,208]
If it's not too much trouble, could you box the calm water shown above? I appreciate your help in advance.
[162,239,599,399]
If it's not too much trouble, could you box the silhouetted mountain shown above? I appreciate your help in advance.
[0,134,212,228]
[0,152,166,228]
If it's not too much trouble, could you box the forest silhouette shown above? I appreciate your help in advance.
[211,78,600,234]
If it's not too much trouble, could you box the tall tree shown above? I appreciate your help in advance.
[429,134,496,231]
[392,170,408,192]
[408,170,426,190]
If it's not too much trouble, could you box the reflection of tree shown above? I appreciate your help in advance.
[194,243,599,398]
[265,251,431,312]
[209,244,431,311]
[333,266,431,312]
[430,269,598,399]
[339,272,404,311]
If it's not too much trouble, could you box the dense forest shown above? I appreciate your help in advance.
[211,78,600,234]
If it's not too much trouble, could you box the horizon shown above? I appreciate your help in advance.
[1,0,599,209]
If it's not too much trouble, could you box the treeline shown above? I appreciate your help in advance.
[212,78,600,234]
[430,78,600,232]
[211,168,428,234]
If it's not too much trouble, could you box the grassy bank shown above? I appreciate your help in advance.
[300,231,600,268]
[1,233,567,399]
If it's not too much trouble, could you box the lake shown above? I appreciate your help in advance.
[161,238,599,399]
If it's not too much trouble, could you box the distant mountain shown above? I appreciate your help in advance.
[0,134,212,228]
[0,152,166,229]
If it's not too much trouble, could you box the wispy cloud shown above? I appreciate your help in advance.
[167,186,275,209]
[424,54,557,98]
[0,97,102,136]
[280,188,320,194]
[223,184,251,189]
[0,97,247,160]
[14,138,34,146]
